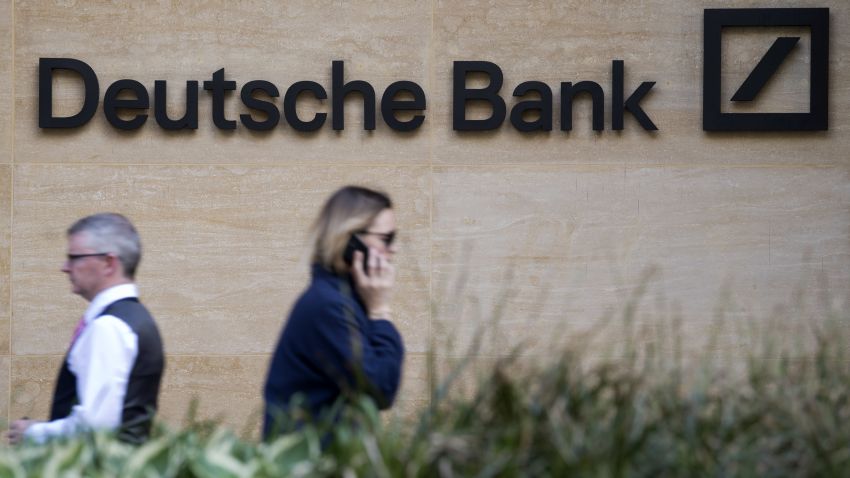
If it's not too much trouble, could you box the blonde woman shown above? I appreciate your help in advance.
[263,186,404,438]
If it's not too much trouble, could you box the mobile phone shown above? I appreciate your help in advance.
[343,234,370,274]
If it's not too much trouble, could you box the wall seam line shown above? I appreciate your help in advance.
[11,162,842,169]
[12,161,435,168]
[9,0,16,425]
[0,349,494,357]
[427,0,436,407]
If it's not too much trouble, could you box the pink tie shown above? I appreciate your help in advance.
[70,315,86,347]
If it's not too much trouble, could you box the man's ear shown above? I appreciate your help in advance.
[105,253,123,277]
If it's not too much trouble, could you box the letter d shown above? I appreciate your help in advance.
[39,58,99,128]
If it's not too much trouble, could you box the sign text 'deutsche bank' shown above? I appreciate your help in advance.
[39,58,655,133]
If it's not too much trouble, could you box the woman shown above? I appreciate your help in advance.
[263,185,405,438]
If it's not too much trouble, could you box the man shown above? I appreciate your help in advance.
[8,213,165,444]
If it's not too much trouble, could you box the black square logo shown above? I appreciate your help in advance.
[703,8,828,131]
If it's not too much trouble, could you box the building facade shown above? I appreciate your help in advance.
[1,0,848,430]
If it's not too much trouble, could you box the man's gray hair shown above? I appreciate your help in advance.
[68,213,142,279]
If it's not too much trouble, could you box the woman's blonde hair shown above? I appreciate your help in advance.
[310,185,392,274]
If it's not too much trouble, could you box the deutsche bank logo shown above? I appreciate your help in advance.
[703,8,828,131]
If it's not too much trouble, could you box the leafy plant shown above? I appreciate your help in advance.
[3,300,849,477]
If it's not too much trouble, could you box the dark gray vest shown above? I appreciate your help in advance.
[49,297,165,444]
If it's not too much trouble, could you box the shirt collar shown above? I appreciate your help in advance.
[311,263,364,308]
[311,263,337,279]
[83,283,139,324]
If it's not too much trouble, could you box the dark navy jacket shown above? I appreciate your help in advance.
[263,264,405,437]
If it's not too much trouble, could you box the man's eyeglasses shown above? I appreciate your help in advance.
[358,230,396,247]
[66,253,110,262]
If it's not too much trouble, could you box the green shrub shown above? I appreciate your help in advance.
[4,309,849,477]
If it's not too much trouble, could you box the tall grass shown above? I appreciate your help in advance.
[3,299,849,477]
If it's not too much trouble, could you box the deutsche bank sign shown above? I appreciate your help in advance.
[37,8,829,134]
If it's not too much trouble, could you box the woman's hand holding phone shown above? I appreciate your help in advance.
[351,248,394,320]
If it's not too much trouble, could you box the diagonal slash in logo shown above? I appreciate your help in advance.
[731,37,799,102]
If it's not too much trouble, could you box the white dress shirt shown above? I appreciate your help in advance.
[25,284,140,443]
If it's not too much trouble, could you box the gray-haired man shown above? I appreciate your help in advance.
[8,213,164,444]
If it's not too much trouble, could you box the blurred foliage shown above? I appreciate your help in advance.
[3,304,849,477]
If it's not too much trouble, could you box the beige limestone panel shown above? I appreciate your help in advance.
[12,164,430,355]
[0,356,8,424]
[157,355,267,435]
[431,0,850,166]
[378,353,432,424]
[396,353,429,403]
[0,166,9,355]
[432,164,850,357]
[386,352,429,421]
[0,0,10,164]
[10,355,64,421]
[430,355,500,403]
[15,0,430,164]
[384,399,429,425]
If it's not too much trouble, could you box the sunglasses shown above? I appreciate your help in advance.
[358,230,396,247]
[66,252,110,262]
